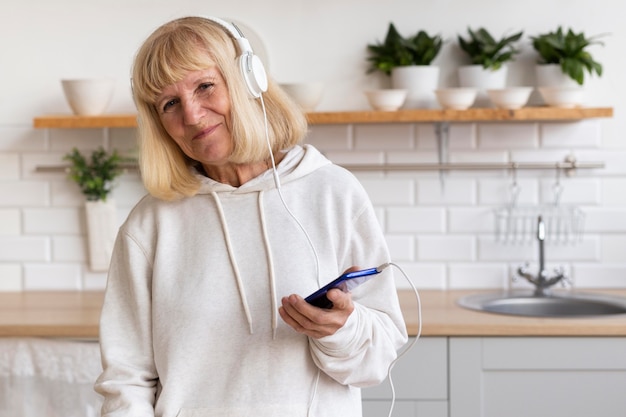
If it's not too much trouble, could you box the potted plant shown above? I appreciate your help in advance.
[366,22,443,108]
[64,147,123,271]
[531,26,604,87]
[456,27,523,105]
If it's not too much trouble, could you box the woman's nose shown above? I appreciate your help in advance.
[182,98,206,125]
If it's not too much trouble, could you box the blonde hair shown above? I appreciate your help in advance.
[131,16,308,200]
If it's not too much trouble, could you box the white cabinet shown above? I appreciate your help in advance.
[362,337,448,417]
[449,337,626,417]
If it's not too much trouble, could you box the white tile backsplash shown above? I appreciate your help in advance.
[572,263,626,288]
[541,120,602,148]
[601,178,626,205]
[324,150,384,165]
[393,262,446,290]
[306,125,351,150]
[0,181,49,207]
[2,117,626,291]
[539,178,600,205]
[0,237,50,262]
[353,123,413,150]
[0,209,20,235]
[0,264,22,291]
[23,208,83,234]
[0,154,19,180]
[601,235,626,262]
[48,129,105,151]
[0,127,46,152]
[361,179,414,205]
[385,235,415,261]
[417,178,476,205]
[387,207,445,233]
[448,208,494,233]
[417,235,475,261]
[52,236,87,262]
[584,207,626,232]
[478,123,539,149]
[448,263,509,289]
[23,263,82,291]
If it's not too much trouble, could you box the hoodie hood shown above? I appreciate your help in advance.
[193,144,332,194]
[192,144,331,337]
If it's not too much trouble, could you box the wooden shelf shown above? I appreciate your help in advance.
[33,114,138,129]
[33,107,613,129]
[308,106,613,124]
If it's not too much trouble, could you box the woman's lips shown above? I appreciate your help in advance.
[192,124,219,140]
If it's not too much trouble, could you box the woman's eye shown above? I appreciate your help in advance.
[198,82,214,93]
[162,99,179,113]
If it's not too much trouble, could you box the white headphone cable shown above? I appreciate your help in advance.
[258,94,321,285]
[258,95,421,417]
[385,262,422,417]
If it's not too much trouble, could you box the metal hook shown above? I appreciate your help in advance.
[553,164,563,206]
[509,163,520,207]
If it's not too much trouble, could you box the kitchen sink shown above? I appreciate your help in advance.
[457,290,626,318]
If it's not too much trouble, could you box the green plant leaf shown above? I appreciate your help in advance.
[457,27,523,70]
[367,23,443,75]
[531,26,606,85]
[63,147,123,201]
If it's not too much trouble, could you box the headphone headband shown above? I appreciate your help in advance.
[204,16,268,98]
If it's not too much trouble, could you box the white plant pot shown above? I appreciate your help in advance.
[535,64,579,88]
[535,64,584,106]
[391,65,440,109]
[458,65,508,107]
[85,199,118,271]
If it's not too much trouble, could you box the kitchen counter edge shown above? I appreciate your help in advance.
[2,289,626,338]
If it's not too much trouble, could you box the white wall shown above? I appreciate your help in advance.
[1,0,625,291]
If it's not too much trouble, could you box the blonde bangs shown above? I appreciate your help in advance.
[133,25,215,104]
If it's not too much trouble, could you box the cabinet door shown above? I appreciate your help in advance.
[450,337,626,417]
[362,337,448,417]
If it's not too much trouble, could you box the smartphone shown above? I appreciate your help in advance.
[305,267,382,309]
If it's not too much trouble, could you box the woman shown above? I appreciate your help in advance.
[95,16,407,417]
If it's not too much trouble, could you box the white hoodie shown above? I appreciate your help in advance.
[95,144,408,417]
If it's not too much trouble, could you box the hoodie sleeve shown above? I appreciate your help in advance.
[308,198,409,388]
[94,228,158,417]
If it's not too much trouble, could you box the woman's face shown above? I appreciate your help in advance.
[156,67,233,167]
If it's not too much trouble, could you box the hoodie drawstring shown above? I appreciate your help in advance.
[210,191,279,337]
[211,192,254,334]
[258,191,279,339]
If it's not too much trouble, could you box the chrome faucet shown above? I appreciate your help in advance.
[516,216,568,296]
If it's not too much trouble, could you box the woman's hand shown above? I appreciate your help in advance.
[278,267,359,339]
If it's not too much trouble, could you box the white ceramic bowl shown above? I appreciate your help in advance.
[364,89,408,111]
[487,87,533,110]
[61,78,115,116]
[279,82,324,111]
[538,87,585,108]
[434,88,478,110]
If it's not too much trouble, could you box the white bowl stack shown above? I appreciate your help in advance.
[537,87,585,108]
[61,78,115,116]
[434,88,478,110]
[364,89,408,111]
[487,87,533,110]
[279,82,324,112]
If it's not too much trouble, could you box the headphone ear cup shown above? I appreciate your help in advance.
[239,53,268,98]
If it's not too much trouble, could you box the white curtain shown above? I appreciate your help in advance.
[0,338,102,417]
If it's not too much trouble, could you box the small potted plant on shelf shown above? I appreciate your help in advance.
[531,26,604,86]
[531,26,605,108]
[366,22,443,108]
[64,147,123,271]
[457,27,523,86]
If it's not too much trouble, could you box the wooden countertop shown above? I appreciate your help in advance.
[2,290,626,338]
[399,289,626,337]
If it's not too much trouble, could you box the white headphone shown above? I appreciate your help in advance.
[204,16,269,98]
